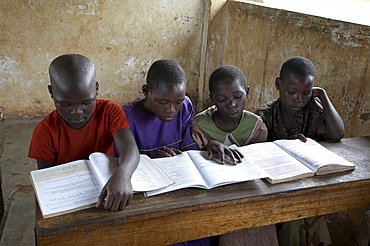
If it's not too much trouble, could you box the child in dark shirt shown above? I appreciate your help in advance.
[256,56,344,142]
[256,57,344,246]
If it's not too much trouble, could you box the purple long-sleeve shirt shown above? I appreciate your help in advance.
[122,96,198,157]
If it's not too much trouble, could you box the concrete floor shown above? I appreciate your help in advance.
[0,117,39,245]
[0,118,368,245]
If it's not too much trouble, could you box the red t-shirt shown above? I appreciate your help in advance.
[28,99,129,165]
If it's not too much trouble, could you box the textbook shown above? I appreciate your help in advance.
[30,153,174,218]
[236,138,355,184]
[145,149,267,197]
[145,138,355,196]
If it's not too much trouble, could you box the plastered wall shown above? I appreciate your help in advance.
[1,0,369,137]
[0,0,207,116]
[205,1,370,137]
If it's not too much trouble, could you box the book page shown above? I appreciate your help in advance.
[273,138,355,175]
[144,153,208,197]
[88,152,175,192]
[30,160,101,218]
[186,150,266,188]
[130,155,175,191]
[238,142,314,183]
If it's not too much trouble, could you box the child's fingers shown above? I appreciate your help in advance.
[225,151,237,165]
[297,133,307,142]
[214,148,226,164]
[207,151,214,160]
[96,188,107,208]
[161,146,181,156]
[155,148,173,157]
[172,148,182,154]
[230,149,243,163]
[234,149,244,159]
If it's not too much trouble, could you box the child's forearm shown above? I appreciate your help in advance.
[117,146,140,178]
[318,90,345,141]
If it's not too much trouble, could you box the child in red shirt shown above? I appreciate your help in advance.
[28,54,139,211]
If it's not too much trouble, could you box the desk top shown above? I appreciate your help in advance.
[35,136,370,245]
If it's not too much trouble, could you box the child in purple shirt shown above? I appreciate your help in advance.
[123,95,196,158]
[121,59,198,158]
[121,58,217,246]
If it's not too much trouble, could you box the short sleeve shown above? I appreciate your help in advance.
[28,119,57,162]
[180,97,198,150]
[105,100,130,136]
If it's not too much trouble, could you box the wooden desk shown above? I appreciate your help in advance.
[35,137,370,245]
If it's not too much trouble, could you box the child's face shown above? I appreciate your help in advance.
[210,78,248,121]
[49,81,98,129]
[276,73,314,114]
[146,82,186,122]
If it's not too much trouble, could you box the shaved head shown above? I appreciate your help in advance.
[47,54,98,129]
[49,54,96,93]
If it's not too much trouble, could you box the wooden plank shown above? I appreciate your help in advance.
[35,180,370,245]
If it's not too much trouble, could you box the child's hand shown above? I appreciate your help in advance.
[289,133,307,142]
[311,87,326,99]
[191,121,208,149]
[206,140,243,165]
[96,168,133,211]
[154,146,182,158]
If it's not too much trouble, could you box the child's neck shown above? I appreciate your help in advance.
[212,110,241,132]
[280,110,297,132]
[132,98,154,115]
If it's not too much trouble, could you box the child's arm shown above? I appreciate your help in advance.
[37,160,55,169]
[96,128,140,211]
[312,87,345,141]
[245,117,268,144]
[191,121,208,149]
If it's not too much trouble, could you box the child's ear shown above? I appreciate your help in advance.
[209,93,214,102]
[245,86,250,97]
[96,82,99,96]
[275,77,282,90]
[47,85,53,99]
[142,84,149,97]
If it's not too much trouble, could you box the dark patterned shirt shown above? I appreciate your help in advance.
[256,98,326,142]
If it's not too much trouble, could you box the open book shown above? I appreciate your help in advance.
[237,138,355,184]
[30,153,174,218]
[146,138,355,196]
[145,150,266,197]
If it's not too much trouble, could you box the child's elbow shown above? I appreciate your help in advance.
[328,129,345,142]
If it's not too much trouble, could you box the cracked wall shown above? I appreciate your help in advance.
[0,0,206,117]
[205,1,370,137]
[1,0,369,137]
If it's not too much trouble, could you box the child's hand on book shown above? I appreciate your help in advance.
[288,133,307,142]
[154,146,182,158]
[206,140,244,165]
[96,168,133,211]
[296,133,307,142]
